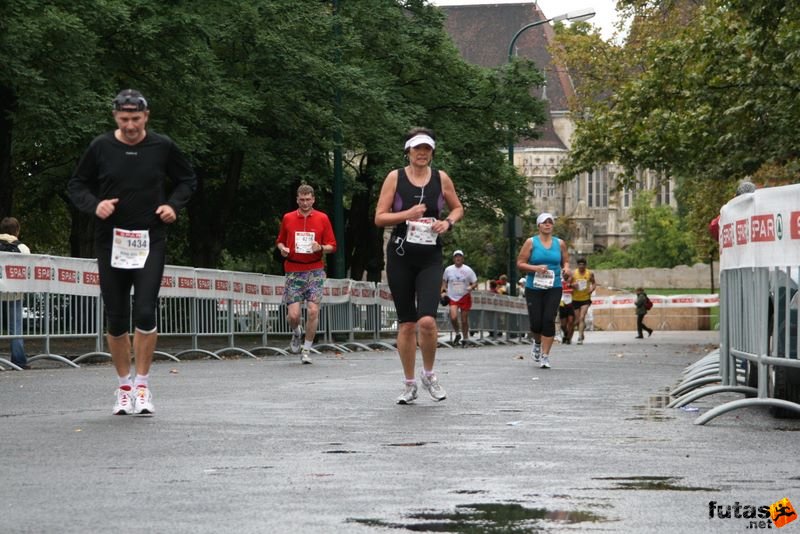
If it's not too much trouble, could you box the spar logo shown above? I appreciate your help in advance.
[736,218,749,245]
[791,211,800,239]
[709,497,797,529]
[722,222,734,248]
[750,214,776,242]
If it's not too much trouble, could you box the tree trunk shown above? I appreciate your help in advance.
[0,85,16,218]
[66,197,96,258]
[188,151,244,268]
[347,157,385,283]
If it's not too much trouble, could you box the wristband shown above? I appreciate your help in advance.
[446,218,454,230]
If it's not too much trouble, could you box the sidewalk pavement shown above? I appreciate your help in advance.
[2,330,798,533]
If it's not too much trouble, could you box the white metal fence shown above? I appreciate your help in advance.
[2,253,722,370]
[0,254,536,368]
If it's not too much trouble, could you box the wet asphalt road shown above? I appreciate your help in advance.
[1,331,798,534]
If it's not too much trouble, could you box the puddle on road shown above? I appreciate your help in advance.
[628,394,676,421]
[348,502,608,532]
[203,465,274,475]
[594,476,719,492]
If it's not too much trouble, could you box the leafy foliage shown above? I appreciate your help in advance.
[1,0,547,275]
[588,191,694,268]
[552,0,800,265]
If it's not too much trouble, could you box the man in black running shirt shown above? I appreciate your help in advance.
[68,89,196,416]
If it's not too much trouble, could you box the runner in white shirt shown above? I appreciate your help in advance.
[442,250,478,345]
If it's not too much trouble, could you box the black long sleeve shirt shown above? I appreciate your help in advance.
[68,131,196,243]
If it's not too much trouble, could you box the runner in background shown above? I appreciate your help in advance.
[517,212,570,369]
[276,184,337,364]
[442,249,477,345]
[570,258,596,345]
[558,272,575,344]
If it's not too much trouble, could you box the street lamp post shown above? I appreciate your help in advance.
[332,0,346,279]
[506,8,595,296]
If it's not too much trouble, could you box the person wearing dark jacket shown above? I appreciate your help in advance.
[0,217,31,369]
[635,287,654,339]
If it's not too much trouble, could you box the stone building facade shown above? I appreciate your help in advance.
[440,2,676,255]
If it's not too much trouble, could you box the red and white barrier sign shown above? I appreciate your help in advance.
[1,254,719,310]
[719,183,800,270]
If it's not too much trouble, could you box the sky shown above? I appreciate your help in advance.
[430,0,622,41]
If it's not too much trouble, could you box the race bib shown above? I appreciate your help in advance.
[449,280,468,299]
[533,269,555,289]
[111,228,150,269]
[576,279,587,291]
[405,217,437,245]
[294,231,316,254]
[561,292,573,305]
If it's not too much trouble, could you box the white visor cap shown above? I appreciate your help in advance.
[536,212,556,225]
[404,134,436,151]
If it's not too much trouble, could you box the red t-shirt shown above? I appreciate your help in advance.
[276,209,337,273]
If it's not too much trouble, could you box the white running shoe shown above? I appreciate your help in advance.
[133,386,155,415]
[540,356,551,369]
[530,342,542,362]
[576,337,584,345]
[290,328,302,354]
[396,383,418,404]
[419,370,447,401]
[113,388,134,415]
[300,348,312,364]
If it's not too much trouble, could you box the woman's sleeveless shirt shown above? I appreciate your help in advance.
[391,167,445,250]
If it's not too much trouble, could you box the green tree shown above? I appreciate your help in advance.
[0,0,120,254]
[2,0,548,277]
[590,191,694,268]
[552,0,800,259]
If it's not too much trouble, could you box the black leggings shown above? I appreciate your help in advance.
[525,286,562,337]
[97,238,166,336]
[386,244,443,323]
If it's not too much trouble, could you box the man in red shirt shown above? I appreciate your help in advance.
[276,184,337,364]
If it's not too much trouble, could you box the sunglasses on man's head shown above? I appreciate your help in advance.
[112,95,148,111]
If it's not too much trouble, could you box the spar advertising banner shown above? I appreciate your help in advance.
[260,274,284,305]
[0,254,99,296]
[719,183,800,270]
[350,281,376,305]
[323,278,351,305]
[2,256,719,310]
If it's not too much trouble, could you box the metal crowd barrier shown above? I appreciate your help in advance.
[667,184,800,424]
[1,253,729,371]
[0,254,531,369]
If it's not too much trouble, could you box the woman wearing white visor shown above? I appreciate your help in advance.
[375,128,464,404]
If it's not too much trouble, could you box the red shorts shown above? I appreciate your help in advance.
[449,292,473,311]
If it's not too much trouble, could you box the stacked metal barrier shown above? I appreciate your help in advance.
[668,184,800,424]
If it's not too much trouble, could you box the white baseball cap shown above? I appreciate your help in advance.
[536,212,556,225]
[453,249,464,257]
